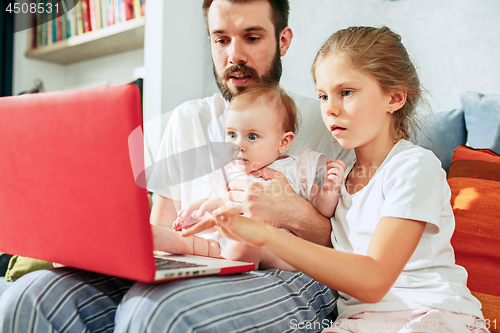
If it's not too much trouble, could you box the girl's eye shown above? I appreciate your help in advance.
[248,134,258,141]
[318,94,328,102]
[342,90,353,97]
[228,132,237,139]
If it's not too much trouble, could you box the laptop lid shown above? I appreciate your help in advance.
[0,84,255,282]
[0,84,157,282]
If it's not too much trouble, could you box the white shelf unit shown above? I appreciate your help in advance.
[25,17,145,65]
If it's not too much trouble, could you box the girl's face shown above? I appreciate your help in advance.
[314,56,394,152]
[225,106,288,173]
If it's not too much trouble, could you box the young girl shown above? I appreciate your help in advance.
[183,27,488,332]
[166,83,344,270]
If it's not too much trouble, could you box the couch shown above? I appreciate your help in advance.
[418,91,500,333]
[1,91,499,332]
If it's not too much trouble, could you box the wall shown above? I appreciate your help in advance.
[12,29,66,94]
[280,0,500,112]
[143,0,209,161]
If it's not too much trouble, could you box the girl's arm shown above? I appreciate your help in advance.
[184,211,425,303]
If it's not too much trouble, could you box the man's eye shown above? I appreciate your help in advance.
[248,36,260,42]
[215,38,228,44]
[248,134,258,141]
[342,90,353,97]
[318,94,328,102]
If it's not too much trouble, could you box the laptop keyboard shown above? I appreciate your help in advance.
[155,257,207,270]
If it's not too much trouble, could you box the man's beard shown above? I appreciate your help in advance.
[214,46,282,101]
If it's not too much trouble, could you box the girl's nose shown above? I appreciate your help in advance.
[324,101,340,117]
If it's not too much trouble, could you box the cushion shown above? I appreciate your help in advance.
[448,145,500,331]
[5,256,53,282]
[461,91,500,154]
[418,108,467,172]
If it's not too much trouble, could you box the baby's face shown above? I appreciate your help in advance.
[225,106,284,173]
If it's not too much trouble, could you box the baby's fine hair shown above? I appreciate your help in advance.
[228,83,298,134]
[312,26,423,142]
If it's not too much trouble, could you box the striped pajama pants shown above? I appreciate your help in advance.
[0,267,336,333]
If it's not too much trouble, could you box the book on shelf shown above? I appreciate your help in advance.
[29,0,145,50]
[76,1,84,36]
[81,0,91,33]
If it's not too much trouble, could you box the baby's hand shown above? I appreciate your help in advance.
[172,198,227,231]
[172,209,204,231]
[323,159,346,193]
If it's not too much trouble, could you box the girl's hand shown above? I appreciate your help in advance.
[323,159,346,192]
[182,208,268,248]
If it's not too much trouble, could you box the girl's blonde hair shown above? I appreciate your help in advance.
[312,26,423,142]
[228,83,298,134]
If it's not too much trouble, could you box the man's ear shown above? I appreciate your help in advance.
[279,27,293,57]
[388,89,407,113]
[279,131,295,153]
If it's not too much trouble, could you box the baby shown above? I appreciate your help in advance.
[173,83,345,269]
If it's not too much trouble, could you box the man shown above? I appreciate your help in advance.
[0,1,352,331]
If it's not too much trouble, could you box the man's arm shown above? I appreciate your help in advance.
[150,194,181,228]
[226,169,333,247]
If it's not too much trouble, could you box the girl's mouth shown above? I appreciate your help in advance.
[330,125,346,135]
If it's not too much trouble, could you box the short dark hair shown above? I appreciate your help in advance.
[202,0,290,40]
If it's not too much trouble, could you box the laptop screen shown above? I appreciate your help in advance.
[0,84,156,281]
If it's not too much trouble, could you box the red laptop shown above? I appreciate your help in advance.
[0,83,254,282]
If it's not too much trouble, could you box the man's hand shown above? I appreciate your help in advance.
[225,167,332,246]
[225,168,294,225]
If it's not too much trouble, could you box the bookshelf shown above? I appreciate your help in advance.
[25,16,145,65]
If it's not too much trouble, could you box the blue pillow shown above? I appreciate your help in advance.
[461,91,500,155]
[417,108,467,172]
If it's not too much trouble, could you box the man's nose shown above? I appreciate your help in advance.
[228,39,247,65]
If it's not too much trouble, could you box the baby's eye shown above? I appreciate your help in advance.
[342,90,353,97]
[318,94,328,102]
[228,132,237,140]
[248,134,259,141]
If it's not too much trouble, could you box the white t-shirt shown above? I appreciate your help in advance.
[332,140,483,319]
[147,92,353,207]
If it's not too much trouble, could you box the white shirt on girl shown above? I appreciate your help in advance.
[332,140,483,320]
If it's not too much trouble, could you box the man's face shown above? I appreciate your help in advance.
[208,0,282,101]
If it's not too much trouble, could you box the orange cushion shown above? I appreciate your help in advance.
[448,145,500,331]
